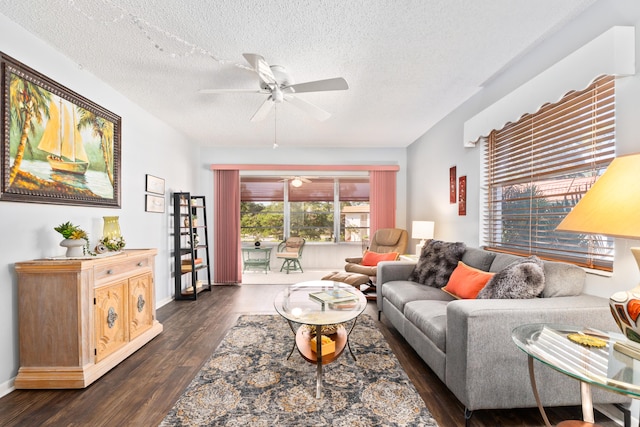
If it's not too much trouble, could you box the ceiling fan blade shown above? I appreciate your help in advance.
[285,96,331,121]
[243,53,277,86]
[300,177,312,183]
[199,88,264,94]
[283,77,348,94]
[250,97,275,122]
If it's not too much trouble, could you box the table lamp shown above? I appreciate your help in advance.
[412,221,435,255]
[556,153,640,355]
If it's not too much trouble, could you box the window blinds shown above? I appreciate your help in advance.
[240,177,284,202]
[484,75,615,270]
[241,177,370,202]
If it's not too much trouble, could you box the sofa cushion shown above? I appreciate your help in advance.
[477,256,545,299]
[488,253,522,272]
[408,240,466,288]
[461,247,496,272]
[382,280,454,312]
[541,260,585,297]
[442,261,495,299]
[404,300,448,352]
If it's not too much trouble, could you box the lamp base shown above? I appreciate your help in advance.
[609,247,640,351]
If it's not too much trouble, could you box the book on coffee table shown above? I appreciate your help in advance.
[309,289,357,305]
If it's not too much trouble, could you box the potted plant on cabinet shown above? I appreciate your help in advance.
[54,221,89,257]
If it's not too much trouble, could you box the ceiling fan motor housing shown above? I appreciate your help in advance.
[259,65,294,91]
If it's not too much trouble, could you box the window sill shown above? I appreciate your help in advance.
[304,241,363,246]
[583,267,613,278]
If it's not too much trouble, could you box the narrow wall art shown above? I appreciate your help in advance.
[458,175,467,216]
[449,166,456,204]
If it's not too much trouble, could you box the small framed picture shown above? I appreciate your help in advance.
[449,166,457,204]
[145,194,165,213]
[458,176,467,216]
[145,174,165,195]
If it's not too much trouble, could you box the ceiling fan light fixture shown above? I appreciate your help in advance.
[291,177,303,187]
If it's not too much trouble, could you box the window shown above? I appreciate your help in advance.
[341,203,369,242]
[289,178,335,241]
[240,178,284,242]
[339,179,369,242]
[240,177,369,243]
[240,201,284,242]
[484,76,615,271]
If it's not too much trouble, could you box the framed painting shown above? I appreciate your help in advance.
[1,52,121,207]
[145,174,165,195]
[145,194,165,213]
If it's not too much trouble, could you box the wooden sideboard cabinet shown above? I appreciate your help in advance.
[14,249,163,389]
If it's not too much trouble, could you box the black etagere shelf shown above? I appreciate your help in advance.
[172,192,212,300]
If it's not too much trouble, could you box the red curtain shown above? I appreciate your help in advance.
[369,170,397,237]
[214,169,242,283]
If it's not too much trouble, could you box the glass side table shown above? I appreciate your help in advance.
[274,280,367,398]
[513,323,637,427]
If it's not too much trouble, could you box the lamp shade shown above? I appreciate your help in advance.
[412,220,435,255]
[412,221,435,240]
[556,153,640,239]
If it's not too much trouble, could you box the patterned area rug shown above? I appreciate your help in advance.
[160,314,438,426]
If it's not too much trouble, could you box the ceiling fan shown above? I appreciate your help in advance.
[281,176,313,187]
[200,53,349,122]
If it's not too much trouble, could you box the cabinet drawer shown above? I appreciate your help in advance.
[94,257,150,284]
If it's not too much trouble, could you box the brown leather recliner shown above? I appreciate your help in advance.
[345,228,408,281]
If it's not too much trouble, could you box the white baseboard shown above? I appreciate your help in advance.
[0,376,15,398]
[156,295,173,309]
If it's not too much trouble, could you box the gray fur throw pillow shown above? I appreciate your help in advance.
[476,256,545,299]
[408,240,466,288]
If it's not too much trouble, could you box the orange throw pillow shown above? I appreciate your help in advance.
[361,250,399,266]
[442,261,495,299]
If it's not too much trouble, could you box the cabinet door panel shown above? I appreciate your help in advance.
[128,273,154,340]
[95,280,128,362]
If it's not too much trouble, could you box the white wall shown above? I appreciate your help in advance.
[406,0,640,299]
[0,14,199,394]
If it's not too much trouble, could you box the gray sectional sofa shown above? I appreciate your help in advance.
[376,245,627,422]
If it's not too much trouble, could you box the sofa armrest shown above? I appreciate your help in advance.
[345,256,363,263]
[445,295,624,410]
[376,261,417,310]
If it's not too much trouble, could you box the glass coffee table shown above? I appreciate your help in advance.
[274,280,367,398]
[513,323,638,427]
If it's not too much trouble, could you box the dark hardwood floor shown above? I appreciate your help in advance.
[0,284,623,427]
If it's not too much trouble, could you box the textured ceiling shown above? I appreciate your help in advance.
[0,0,597,148]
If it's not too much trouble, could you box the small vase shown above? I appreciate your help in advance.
[610,284,640,342]
[60,238,85,257]
[103,216,121,239]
